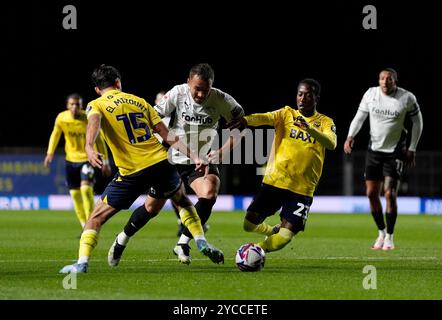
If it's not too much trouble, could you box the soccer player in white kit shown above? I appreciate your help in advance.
[344,68,423,250]
[112,63,244,264]
[154,90,211,237]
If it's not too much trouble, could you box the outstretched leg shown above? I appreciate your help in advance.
[256,218,297,253]
[108,199,162,266]
[171,183,224,265]
[174,174,220,264]
[60,199,118,273]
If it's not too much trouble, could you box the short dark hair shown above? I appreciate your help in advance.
[381,68,398,81]
[66,93,82,103]
[91,64,121,90]
[299,78,321,97]
[189,63,215,83]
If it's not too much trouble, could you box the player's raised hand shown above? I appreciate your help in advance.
[293,115,310,130]
[86,145,104,169]
[44,154,53,168]
[343,136,355,154]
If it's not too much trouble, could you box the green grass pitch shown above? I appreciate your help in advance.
[1,210,441,300]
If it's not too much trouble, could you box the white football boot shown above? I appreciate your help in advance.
[382,234,395,250]
[371,231,385,250]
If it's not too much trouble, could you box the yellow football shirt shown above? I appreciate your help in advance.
[86,89,168,176]
[47,110,108,163]
[245,106,337,197]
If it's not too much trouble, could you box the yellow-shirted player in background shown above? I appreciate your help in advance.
[226,79,337,253]
[44,93,111,229]
[59,65,223,274]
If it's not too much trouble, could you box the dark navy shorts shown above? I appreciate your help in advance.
[247,183,313,233]
[101,160,182,210]
[175,163,219,186]
[65,161,95,189]
[365,149,405,181]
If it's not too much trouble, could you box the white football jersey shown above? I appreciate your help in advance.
[154,84,244,164]
[358,86,420,153]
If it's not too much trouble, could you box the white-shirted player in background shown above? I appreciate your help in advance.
[344,68,423,250]
[113,63,244,264]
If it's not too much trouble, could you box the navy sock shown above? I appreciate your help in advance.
[371,211,386,231]
[386,212,397,234]
[124,205,157,237]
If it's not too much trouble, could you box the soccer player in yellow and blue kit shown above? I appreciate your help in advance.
[59,65,223,274]
[229,79,337,253]
[44,93,111,229]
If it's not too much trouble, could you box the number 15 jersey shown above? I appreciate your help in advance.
[86,89,168,176]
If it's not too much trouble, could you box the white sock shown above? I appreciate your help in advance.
[178,234,191,245]
[385,233,393,241]
[77,256,89,264]
[378,229,386,237]
[117,231,130,246]
[193,235,206,242]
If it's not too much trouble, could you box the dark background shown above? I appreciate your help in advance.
[1,1,440,194]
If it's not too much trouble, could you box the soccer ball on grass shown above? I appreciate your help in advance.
[235,243,266,272]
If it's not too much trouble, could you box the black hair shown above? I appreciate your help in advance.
[91,64,121,90]
[189,63,215,83]
[299,78,321,98]
[381,68,398,82]
[66,93,82,103]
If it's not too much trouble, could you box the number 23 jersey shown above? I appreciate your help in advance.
[86,89,168,176]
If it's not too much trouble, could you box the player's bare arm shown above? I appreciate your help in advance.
[406,110,423,168]
[343,136,355,154]
[43,154,54,168]
[154,121,208,173]
[344,109,368,154]
[44,119,63,168]
[227,117,248,130]
[208,118,248,163]
[86,113,105,169]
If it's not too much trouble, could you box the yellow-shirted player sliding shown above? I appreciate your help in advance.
[59,65,224,274]
[226,78,336,253]
[44,93,111,229]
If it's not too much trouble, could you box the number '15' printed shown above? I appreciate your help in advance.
[116,112,151,144]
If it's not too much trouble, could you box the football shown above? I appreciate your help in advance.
[235,243,266,272]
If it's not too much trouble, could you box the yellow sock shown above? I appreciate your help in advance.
[258,227,294,252]
[80,185,95,220]
[179,206,205,240]
[243,219,274,236]
[78,229,98,259]
[70,189,87,227]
